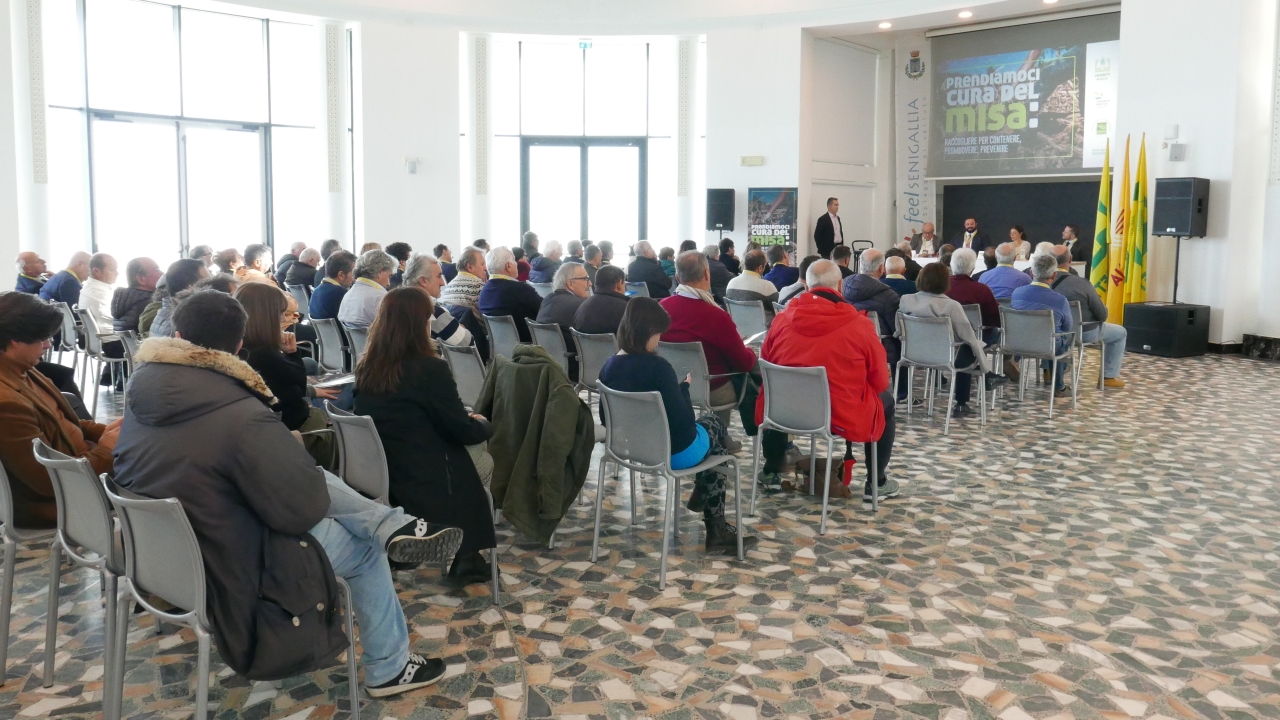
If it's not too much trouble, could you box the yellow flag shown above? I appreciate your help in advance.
[1089,140,1111,298]
[1106,135,1131,323]
[1124,136,1148,304]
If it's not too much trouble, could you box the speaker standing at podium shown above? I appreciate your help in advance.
[813,197,845,259]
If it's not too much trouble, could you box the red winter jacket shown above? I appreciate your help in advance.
[756,288,888,442]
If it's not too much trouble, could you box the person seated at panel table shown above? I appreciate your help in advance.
[597,297,758,554]
[978,242,1031,300]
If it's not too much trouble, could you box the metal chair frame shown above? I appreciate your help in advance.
[724,298,769,342]
[624,282,651,298]
[528,282,554,298]
[998,306,1077,418]
[441,343,488,410]
[655,341,749,417]
[76,308,128,419]
[893,313,989,435]
[1069,300,1106,392]
[0,460,56,687]
[285,284,312,320]
[528,321,575,378]
[344,326,369,363]
[311,318,350,373]
[569,330,618,403]
[481,315,525,362]
[53,303,82,382]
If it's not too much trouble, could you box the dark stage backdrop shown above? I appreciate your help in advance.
[942,181,1100,250]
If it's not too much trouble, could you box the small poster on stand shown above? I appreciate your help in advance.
[747,188,798,249]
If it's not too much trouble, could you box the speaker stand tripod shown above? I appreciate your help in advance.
[1171,235,1186,304]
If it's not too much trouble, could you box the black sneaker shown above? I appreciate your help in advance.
[983,372,1011,389]
[366,653,446,697]
[447,551,492,585]
[704,517,758,554]
[951,403,974,418]
[385,520,463,565]
[756,472,784,495]
[687,484,707,513]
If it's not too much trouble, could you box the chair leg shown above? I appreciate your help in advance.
[978,374,987,426]
[808,434,817,495]
[1097,345,1106,390]
[102,574,118,720]
[869,442,879,513]
[671,475,680,541]
[109,586,131,720]
[337,579,360,720]
[42,543,62,688]
[906,368,915,416]
[1048,360,1058,419]
[732,461,744,561]
[0,539,15,684]
[818,435,834,535]
[590,456,609,563]
[658,475,675,590]
[925,369,935,416]
[194,627,211,720]
[483,487,500,606]
[90,358,101,420]
[749,430,762,516]
[942,371,956,436]
[629,469,638,526]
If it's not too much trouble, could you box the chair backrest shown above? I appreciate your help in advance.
[772,302,786,315]
[324,401,389,502]
[286,285,311,318]
[57,303,79,351]
[76,308,105,354]
[1068,300,1084,338]
[865,309,884,338]
[596,382,671,470]
[757,360,831,435]
[996,296,1013,307]
[0,458,18,532]
[624,282,650,298]
[528,321,570,376]
[441,343,487,408]
[482,315,523,361]
[32,440,120,571]
[999,306,1057,357]
[655,341,712,409]
[898,313,956,368]
[311,318,348,372]
[102,476,207,623]
[961,303,983,335]
[724,298,769,340]
[570,330,617,391]
[345,326,369,362]
[529,282,554,298]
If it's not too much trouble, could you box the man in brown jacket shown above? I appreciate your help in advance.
[0,292,119,527]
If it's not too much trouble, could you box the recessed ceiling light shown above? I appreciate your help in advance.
[1044,0,1059,3]
[959,11,974,18]
[878,21,892,29]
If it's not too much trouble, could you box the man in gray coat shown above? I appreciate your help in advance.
[1050,246,1127,388]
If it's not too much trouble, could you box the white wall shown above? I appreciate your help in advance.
[1114,0,1276,344]
[0,0,20,290]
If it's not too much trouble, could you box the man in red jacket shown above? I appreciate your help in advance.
[757,260,900,501]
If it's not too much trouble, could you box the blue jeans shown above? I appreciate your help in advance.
[310,472,410,686]
[1083,323,1127,378]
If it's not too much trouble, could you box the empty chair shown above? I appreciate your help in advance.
[592,382,744,589]
[0,461,56,687]
[893,313,988,434]
[570,329,618,401]
[76,308,128,419]
[528,282,554,298]
[624,281,650,298]
[656,341,746,416]
[724,298,769,341]
[528,321,573,377]
[285,285,312,319]
[441,344,488,409]
[323,402,391,504]
[1069,300,1106,391]
[101,477,360,720]
[345,326,369,363]
[482,315,524,361]
[998,306,1076,418]
[311,317,349,373]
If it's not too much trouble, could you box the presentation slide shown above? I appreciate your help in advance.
[929,13,1120,178]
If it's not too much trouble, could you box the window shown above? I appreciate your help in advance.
[45,0,335,266]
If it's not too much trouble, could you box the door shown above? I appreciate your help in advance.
[521,136,646,242]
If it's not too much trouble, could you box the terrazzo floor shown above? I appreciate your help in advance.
[5,351,1280,720]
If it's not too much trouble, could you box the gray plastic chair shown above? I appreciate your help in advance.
[894,313,988,435]
[528,321,573,377]
[345,326,369,363]
[724,298,769,341]
[54,302,81,377]
[592,382,744,589]
[864,309,886,340]
[0,459,56,687]
[286,285,312,319]
[624,282,650,298]
[1069,300,1106,392]
[528,282,554,298]
[31,441,124,706]
[76,308,127,419]
[656,341,746,415]
[998,306,1076,418]
[772,302,786,315]
[311,318,350,373]
[119,330,141,374]
[101,477,360,720]
[482,315,524,361]
[441,343,488,410]
[324,402,390,504]
[570,330,618,401]
[961,304,984,336]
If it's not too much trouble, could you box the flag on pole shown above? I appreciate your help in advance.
[1090,140,1111,298]
[1124,135,1149,305]
[1106,135,1131,323]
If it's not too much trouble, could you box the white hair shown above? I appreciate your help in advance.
[951,248,977,276]
[402,253,439,286]
[702,244,720,260]
[1031,253,1058,281]
[633,240,654,258]
[354,249,396,279]
[858,249,885,275]
[486,246,515,277]
[885,256,906,275]
[1034,241,1055,257]
[995,242,1017,264]
[566,240,583,257]
[298,248,321,265]
[807,259,842,290]
[544,239,563,259]
[552,261,580,290]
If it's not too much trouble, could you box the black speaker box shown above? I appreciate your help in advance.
[707,189,735,231]
[1123,302,1209,358]
[1151,177,1209,237]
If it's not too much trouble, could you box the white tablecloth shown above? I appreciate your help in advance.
[914,255,1084,278]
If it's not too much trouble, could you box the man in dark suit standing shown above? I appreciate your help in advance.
[1062,224,1093,273]
[950,217,992,254]
[813,197,845,259]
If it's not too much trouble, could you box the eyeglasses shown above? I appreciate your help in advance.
[570,275,589,283]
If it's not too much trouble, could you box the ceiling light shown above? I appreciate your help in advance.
[959,11,974,18]
[1043,0,1059,3]
[878,21,892,29]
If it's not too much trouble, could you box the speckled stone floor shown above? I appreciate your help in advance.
[6,351,1280,720]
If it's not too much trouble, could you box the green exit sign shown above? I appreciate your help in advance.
[579,39,592,49]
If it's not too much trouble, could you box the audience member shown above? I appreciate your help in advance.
[112,257,162,333]
[974,247,998,281]
[354,287,496,582]
[900,263,1010,416]
[314,239,344,286]
[385,242,413,287]
[213,248,243,275]
[979,242,1032,299]
[760,260,900,500]
[598,240,615,266]
[537,262,590,379]
[945,248,1000,337]
[402,254,471,346]
[114,289,461,694]
[188,245,214,268]
[659,247,676,278]
[192,274,240,295]
[439,247,488,315]
[0,292,119,527]
[1012,253,1074,395]
[778,254,822,305]
[521,231,540,262]
[359,242,383,254]
[472,239,490,252]
[881,256,917,296]
[679,240,698,254]
[583,245,603,284]
[1049,246,1127,388]
[149,259,210,337]
[478,246,543,341]
[725,249,779,307]
[627,240,672,298]
[573,265,629,335]
[338,250,395,329]
[831,245,855,279]
[274,241,308,285]
[762,245,798,291]
[434,244,457,282]
[704,244,733,301]
[309,250,356,321]
[233,283,339,467]
[285,247,322,290]
[563,240,584,265]
[660,251,756,442]
[718,238,740,275]
[1021,241,1056,278]
[842,249,900,357]
[39,251,90,306]
[14,251,49,293]
[529,240,563,284]
[79,253,118,330]
[891,243,923,281]
[236,244,275,286]
[511,247,531,281]
[598,298,757,552]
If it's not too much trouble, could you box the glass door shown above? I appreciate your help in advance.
[527,145,581,240]
[91,117,181,266]
[183,125,265,250]
[587,145,640,244]
[521,137,647,242]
